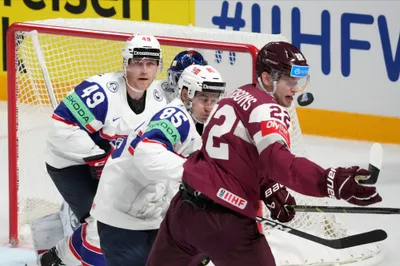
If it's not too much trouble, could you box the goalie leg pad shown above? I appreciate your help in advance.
[31,212,64,256]
[59,200,80,237]
[31,201,81,257]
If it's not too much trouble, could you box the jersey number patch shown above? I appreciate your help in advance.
[159,107,188,128]
[80,84,105,108]
[269,105,290,130]
[205,105,237,160]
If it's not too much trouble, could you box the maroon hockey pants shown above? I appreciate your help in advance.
[146,191,276,266]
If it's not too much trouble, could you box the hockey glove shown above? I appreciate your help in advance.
[263,183,296,223]
[83,141,113,179]
[325,166,382,206]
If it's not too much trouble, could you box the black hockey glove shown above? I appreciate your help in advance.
[263,183,296,223]
[83,140,113,179]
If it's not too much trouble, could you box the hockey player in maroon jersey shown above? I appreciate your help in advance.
[146,41,382,266]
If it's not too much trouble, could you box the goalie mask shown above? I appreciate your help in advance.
[167,50,207,93]
[177,65,226,123]
[256,41,310,95]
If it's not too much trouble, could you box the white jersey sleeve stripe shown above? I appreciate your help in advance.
[252,131,287,154]
[249,104,271,123]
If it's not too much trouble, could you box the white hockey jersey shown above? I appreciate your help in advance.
[45,71,168,169]
[91,98,202,230]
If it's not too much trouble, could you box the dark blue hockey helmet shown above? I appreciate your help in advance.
[167,50,207,93]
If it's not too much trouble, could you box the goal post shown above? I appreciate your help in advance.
[6,18,384,266]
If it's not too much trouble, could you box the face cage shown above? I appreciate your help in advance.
[167,69,183,94]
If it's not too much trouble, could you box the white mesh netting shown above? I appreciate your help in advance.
[8,18,384,265]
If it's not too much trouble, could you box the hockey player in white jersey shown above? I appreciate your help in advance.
[35,49,210,266]
[37,34,168,266]
[90,64,226,266]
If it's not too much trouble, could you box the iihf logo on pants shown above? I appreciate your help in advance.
[217,188,247,209]
[214,50,236,65]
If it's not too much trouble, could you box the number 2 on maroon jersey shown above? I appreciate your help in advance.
[269,105,290,129]
[205,105,237,160]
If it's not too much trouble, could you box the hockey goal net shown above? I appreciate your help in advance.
[7,18,383,265]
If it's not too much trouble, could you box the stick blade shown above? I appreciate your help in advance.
[331,229,387,249]
[360,143,383,184]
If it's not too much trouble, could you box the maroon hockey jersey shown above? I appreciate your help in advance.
[183,84,327,218]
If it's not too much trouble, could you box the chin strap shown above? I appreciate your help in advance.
[257,76,277,95]
[126,80,143,92]
[123,70,144,92]
[184,100,205,124]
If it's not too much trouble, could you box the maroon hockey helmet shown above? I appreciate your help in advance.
[256,41,309,81]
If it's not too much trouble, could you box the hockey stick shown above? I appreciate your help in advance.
[358,142,383,184]
[256,216,387,249]
[287,205,400,215]
[287,143,386,213]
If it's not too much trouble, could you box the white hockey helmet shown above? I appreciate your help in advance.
[122,34,162,67]
[177,64,226,100]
